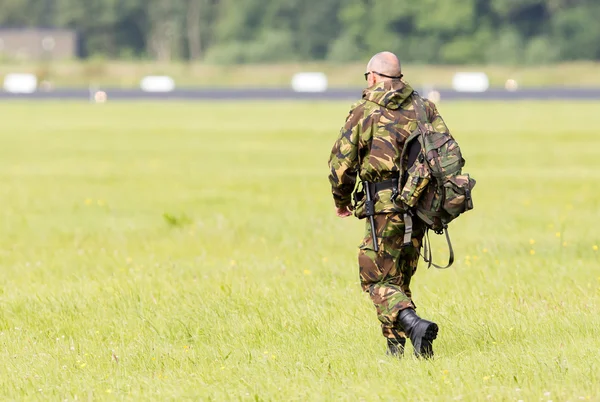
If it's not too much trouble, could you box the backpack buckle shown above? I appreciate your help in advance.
[465,187,474,211]
[401,212,414,248]
[433,223,448,236]
[390,177,399,202]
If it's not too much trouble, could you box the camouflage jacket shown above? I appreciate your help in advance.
[328,79,451,216]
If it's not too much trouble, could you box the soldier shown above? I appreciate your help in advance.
[328,51,451,358]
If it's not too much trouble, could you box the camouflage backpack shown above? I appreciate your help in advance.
[395,92,476,269]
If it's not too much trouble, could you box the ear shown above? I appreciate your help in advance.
[368,74,376,87]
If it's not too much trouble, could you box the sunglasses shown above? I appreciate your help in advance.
[364,71,403,81]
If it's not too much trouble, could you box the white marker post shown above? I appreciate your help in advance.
[3,73,38,94]
[291,72,328,93]
[452,72,489,93]
[140,76,176,93]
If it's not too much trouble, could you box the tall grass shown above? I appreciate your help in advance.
[0,100,598,400]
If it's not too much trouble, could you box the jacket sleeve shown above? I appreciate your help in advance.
[328,103,364,208]
[424,99,452,137]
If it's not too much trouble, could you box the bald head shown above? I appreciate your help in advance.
[366,51,402,79]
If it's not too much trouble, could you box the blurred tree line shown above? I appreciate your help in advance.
[1,0,599,64]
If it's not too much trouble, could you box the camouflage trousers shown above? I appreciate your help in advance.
[358,213,424,340]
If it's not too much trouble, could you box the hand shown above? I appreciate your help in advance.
[335,205,352,218]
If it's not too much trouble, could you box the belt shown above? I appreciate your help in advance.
[368,177,399,195]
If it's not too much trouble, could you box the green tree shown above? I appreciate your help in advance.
[0,0,599,64]
[552,3,600,60]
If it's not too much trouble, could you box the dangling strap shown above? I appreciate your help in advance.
[402,212,413,247]
[421,228,455,269]
[422,229,432,268]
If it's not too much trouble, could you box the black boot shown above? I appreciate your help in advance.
[386,337,406,357]
[398,308,438,358]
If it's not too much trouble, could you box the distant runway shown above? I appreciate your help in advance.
[1,87,600,101]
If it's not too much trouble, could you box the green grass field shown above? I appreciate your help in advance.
[0,100,599,401]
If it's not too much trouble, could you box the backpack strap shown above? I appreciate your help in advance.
[401,92,430,250]
[411,92,430,134]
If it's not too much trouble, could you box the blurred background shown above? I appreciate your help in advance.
[0,0,599,98]
[1,2,600,399]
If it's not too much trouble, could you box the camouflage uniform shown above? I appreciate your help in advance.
[328,79,451,341]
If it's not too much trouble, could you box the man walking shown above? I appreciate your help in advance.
[328,51,451,358]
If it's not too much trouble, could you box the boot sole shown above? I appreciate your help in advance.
[411,321,438,359]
